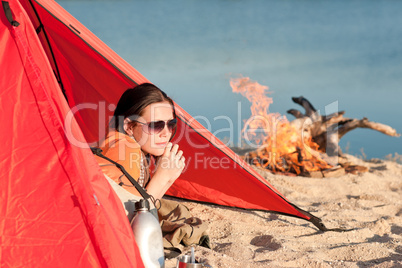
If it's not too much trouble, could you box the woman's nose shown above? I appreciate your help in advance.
[159,124,170,137]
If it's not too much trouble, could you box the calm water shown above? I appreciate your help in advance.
[59,0,402,159]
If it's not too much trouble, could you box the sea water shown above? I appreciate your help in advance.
[59,0,402,160]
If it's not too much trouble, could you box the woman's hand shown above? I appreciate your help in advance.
[155,142,186,182]
[146,142,185,199]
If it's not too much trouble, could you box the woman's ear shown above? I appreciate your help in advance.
[123,118,132,135]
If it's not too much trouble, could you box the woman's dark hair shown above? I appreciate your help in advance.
[111,83,176,133]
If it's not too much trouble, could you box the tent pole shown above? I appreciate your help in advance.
[27,0,68,103]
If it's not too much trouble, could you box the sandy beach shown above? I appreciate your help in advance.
[165,154,402,267]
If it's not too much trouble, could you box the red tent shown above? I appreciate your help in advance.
[0,0,326,266]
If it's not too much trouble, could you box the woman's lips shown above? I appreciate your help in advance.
[155,142,168,147]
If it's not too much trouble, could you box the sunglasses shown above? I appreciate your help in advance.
[132,118,177,134]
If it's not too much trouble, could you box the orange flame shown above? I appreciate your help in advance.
[230,77,278,144]
[231,77,332,175]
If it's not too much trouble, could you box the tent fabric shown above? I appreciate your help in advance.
[1,0,326,265]
[13,0,324,221]
[0,0,144,267]
[16,0,321,224]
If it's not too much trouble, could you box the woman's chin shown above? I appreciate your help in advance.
[145,147,165,157]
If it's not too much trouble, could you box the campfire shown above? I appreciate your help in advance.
[231,77,400,177]
[231,77,333,176]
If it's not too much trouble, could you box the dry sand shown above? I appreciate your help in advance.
[165,154,402,267]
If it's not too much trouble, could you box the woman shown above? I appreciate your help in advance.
[97,83,185,200]
[96,83,209,249]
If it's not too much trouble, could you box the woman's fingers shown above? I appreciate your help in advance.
[163,142,179,156]
[173,156,185,171]
[176,150,183,159]
[163,142,173,156]
[164,143,181,159]
[160,143,185,170]
[174,149,184,168]
[171,144,179,155]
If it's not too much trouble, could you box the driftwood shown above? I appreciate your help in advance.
[297,164,369,178]
[287,96,400,157]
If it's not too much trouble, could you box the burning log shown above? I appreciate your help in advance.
[287,96,400,157]
[231,77,399,177]
[231,77,340,177]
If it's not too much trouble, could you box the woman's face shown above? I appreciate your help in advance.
[129,101,175,156]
